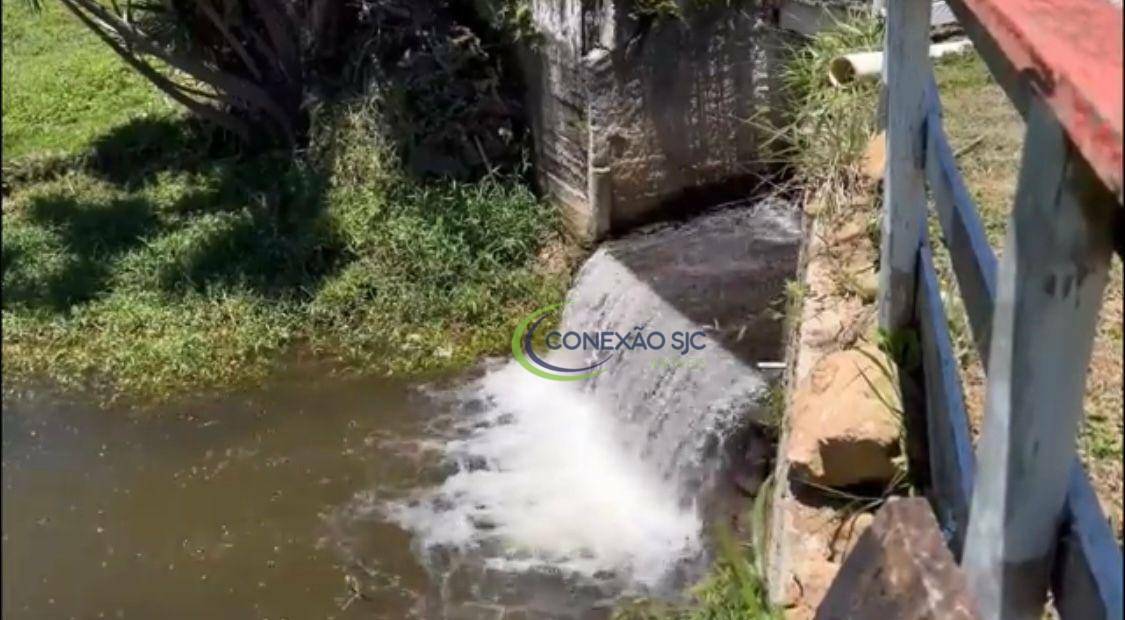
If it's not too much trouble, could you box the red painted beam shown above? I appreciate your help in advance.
[948,0,1123,200]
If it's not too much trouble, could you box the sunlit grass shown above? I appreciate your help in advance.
[1,0,176,159]
[1,3,571,404]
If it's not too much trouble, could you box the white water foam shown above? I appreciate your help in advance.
[388,201,802,602]
[388,361,702,588]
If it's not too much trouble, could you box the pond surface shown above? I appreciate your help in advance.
[2,360,688,620]
[2,365,446,619]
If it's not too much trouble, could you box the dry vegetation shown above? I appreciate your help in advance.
[781,20,1122,536]
[763,26,1123,620]
[931,55,1123,532]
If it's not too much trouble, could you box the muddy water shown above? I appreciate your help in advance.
[1,366,451,619]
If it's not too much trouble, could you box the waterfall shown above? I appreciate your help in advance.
[388,199,802,612]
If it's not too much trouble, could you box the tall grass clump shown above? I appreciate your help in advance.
[761,16,883,219]
[302,97,570,374]
[683,484,780,620]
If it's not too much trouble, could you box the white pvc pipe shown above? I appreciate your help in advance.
[828,39,974,87]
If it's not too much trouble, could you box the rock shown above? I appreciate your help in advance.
[861,130,886,181]
[828,220,868,247]
[830,511,876,560]
[835,304,877,349]
[786,347,902,488]
[793,557,845,619]
[851,270,879,303]
[851,511,875,534]
[815,498,980,620]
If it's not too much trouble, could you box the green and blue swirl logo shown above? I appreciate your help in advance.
[512,305,708,381]
[511,305,613,381]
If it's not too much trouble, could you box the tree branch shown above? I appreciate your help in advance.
[57,0,253,140]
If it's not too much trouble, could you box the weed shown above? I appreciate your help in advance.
[780,278,808,334]
[491,0,543,46]
[751,14,883,221]
[613,478,780,620]
[852,336,915,488]
[631,0,684,21]
[756,383,787,430]
[874,326,921,373]
[687,527,779,620]
[684,481,779,620]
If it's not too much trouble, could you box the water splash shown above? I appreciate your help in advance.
[389,200,802,608]
[390,363,701,587]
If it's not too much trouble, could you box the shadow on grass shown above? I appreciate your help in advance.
[85,116,243,187]
[1,116,239,195]
[4,195,161,312]
[2,116,344,314]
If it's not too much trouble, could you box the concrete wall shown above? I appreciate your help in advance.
[492,0,788,240]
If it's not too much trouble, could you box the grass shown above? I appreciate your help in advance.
[1,0,175,159]
[488,0,542,46]
[1,0,572,403]
[614,485,781,620]
[631,0,685,20]
[768,16,884,217]
[782,17,1123,535]
[929,54,1124,531]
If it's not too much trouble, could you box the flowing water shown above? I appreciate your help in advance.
[2,200,800,619]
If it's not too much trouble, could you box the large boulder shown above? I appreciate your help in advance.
[786,347,902,488]
[816,498,980,620]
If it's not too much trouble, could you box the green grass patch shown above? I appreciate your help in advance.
[2,110,569,402]
[2,3,571,403]
[1,0,176,160]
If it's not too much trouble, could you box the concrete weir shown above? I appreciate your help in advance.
[392,200,803,616]
[477,0,789,240]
